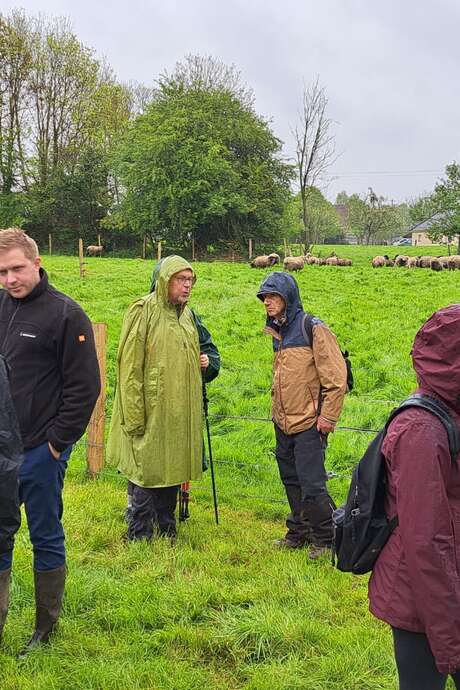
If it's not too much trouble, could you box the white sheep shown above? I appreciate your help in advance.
[283,256,305,272]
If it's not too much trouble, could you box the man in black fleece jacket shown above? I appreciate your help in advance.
[0,228,100,654]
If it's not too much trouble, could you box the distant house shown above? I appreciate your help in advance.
[410,214,454,246]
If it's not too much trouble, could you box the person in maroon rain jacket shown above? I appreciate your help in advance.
[369,304,460,690]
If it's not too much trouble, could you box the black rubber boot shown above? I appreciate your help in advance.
[286,484,314,544]
[303,493,336,558]
[0,568,11,643]
[19,565,66,657]
[275,484,314,548]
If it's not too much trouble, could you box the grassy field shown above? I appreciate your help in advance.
[1,245,459,689]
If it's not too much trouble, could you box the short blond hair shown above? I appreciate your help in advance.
[0,228,39,260]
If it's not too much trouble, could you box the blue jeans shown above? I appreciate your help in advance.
[0,441,71,572]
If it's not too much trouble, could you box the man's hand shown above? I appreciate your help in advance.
[200,353,209,370]
[316,417,335,435]
[48,442,61,460]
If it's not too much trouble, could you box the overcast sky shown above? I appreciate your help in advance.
[4,0,459,203]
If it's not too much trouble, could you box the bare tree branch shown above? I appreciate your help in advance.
[291,78,336,246]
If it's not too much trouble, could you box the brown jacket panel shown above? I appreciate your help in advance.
[272,324,347,435]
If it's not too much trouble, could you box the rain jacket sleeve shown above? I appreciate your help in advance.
[117,302,148,436]
[391,419,460,675]
[0,356,22,555]
[47,307,101,451]
[311,324,347,424]
[193,312,220,383]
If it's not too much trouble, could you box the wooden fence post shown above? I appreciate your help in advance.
[283,238,288,258]
[157,240,162,261]
[249,239,253,260]
[78,238,85,278]
[97,233,101,247]
[87,322,107,477]
[49,233,52,255]
[142,236,147,259]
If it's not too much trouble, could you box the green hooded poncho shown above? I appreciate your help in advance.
[107,256,203,487]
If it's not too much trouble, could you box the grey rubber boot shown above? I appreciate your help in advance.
[19,564,66,657]
[0,568,11,642]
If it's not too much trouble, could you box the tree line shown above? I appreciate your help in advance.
[0,9,456,255]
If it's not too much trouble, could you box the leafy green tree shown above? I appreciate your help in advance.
[409,194,435,225]
[0,10,32,194]
[114,59,292,251]
[283,188,341,244]
[0,10,137,248]
[346,190,406,244]
[416,163,460,253]
[27,148,111,244]
[0,191,26,226]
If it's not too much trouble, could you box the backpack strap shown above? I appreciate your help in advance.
[386,394,460,462]
[301,313,315,347]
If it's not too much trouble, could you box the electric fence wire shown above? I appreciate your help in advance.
[69,407,383,511]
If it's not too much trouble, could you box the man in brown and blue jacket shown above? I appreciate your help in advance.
[257,271,347,559]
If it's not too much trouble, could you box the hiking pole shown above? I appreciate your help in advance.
[202,380,219,525]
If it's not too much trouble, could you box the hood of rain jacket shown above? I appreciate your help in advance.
[369,304,460,676]
[412,304,460,414]
[107,256,203,487]
[149,259,219,383]
[257,270,303,326]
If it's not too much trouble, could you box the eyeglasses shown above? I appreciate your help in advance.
[173,275,194,286]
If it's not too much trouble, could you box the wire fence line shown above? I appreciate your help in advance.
[71,407,381,510]
[209,414,380,433]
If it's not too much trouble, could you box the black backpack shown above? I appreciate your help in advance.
[301,313,354,392]
[332,394,460,575]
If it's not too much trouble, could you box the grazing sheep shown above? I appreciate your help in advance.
[86,244,103,256]
[447,255,460,270]
[394,254,410,267]
[250,253,280,268]
[325,256,338,266]
[430,258,443,272]
[337,258,353,266]
[250,255,271,268]
[407,257,418,268]
[283,256,305,272]
[417,255,435,268]
[372,255,387,268]
[385,258,395,267]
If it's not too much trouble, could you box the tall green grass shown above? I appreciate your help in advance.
[1,245,458,689]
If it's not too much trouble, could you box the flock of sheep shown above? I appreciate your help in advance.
[372,253,460,271]
[250,252,353,272]
[85,243,459,273]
